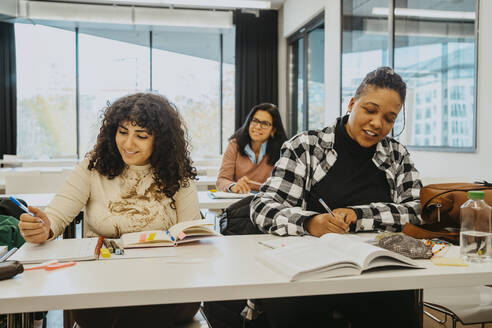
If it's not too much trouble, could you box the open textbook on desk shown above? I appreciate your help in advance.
[120,219,219,248]
[257,233,421,281]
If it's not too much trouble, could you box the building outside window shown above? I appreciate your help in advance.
[342,0,477,151]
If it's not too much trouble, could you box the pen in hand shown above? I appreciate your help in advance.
[318,198,349,232]
[9,196,44,224]
[318,198,335,217]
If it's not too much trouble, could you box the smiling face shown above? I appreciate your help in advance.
[346,86,402,148]
[248,110,276,144]
[115,121,154,166]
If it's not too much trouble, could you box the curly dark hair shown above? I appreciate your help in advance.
[87,93,196,200]
[230,103,287,165]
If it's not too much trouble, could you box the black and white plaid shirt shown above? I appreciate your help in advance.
[250,122,423,235]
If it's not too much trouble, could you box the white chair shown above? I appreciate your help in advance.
[5,170,69,194]
[424,286,492,328]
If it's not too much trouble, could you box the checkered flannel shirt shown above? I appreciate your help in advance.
[250,122,423,235]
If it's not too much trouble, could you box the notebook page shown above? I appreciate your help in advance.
[10,238,99,264]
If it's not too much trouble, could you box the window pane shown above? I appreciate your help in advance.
[342,0,389,110]
[15,24,76,158]
[289,38,304,134]
[308,24,325,130]
[152,30,223,157]
[78,28,150,157]
[394,0,476,149]
[221,29,236,153]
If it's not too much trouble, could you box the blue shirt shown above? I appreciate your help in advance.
[244,141,268,165]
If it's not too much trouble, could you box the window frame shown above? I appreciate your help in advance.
[287,12,325,136]
[340,0,479,153]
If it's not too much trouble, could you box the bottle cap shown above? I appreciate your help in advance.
[468,190,485,200]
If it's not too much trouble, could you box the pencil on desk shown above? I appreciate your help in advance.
[94,236,104,259]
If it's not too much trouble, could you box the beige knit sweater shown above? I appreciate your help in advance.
[46,159,200,239]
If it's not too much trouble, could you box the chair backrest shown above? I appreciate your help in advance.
[5,170,69,194]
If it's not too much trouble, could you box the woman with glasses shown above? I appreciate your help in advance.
[216,103,287,193]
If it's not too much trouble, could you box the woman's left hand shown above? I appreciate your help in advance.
[332,208,357,225]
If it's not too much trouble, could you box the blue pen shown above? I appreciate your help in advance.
[318,198,335,217]
[166,230,175,242]
[9,196,44,224]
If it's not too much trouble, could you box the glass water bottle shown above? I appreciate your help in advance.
[460,190,492,262]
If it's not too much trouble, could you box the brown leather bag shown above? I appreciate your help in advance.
[420,182,492,226]
[402,181,492,244]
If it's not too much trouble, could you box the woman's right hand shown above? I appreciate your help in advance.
[18,206,52,243]
[230,176,252,194]
[304,213,349,237]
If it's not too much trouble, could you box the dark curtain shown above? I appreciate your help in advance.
[234,10,278,130]
[0,22,16,158]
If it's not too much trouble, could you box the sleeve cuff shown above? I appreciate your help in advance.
[227,183,236,192]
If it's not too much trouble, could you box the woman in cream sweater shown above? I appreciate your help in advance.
[18,93,200,327]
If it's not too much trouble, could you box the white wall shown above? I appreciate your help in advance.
[281,0,341,131]
[282,0,325,37]
[0,0,16,17]
[280,0,492,181]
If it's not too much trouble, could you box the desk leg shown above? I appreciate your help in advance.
[417,288,423,328]
[22,312,34,328]
[7,314,14,328]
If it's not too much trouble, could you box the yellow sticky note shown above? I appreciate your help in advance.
[431,257,468,267]
[100,248,111,259]
[147,232,156,241]
[209,189,216,192]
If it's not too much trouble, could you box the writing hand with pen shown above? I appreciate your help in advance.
[18,206,52,244]
[230,176,261,194]
[304,208,357,237]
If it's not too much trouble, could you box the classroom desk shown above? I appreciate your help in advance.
[9,191,241,211]
[2,234,492,316]
[195,176,217,187]
[0,158,79,168]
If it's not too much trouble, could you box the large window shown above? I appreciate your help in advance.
[15,24,77,158]
[79,28,151,156]
[288,14,325,135]
[342,0,477,151]
[15,23,235,158]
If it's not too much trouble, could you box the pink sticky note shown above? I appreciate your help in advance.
[139,233,147,243]
[177,231,187,240]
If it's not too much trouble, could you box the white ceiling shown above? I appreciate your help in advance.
[32,0,285,9]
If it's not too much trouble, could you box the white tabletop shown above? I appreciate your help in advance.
[1,234,492,314]
[0,158,79,168]
[195,176,217,187]
[9,191,241,211]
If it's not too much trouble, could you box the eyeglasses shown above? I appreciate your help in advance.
[250,118,272,129]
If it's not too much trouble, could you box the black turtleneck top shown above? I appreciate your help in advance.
[306,116,392,214]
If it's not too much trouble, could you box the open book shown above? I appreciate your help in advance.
[120,219,219,249]
[256,233,421,281]
[207,191,253,199]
